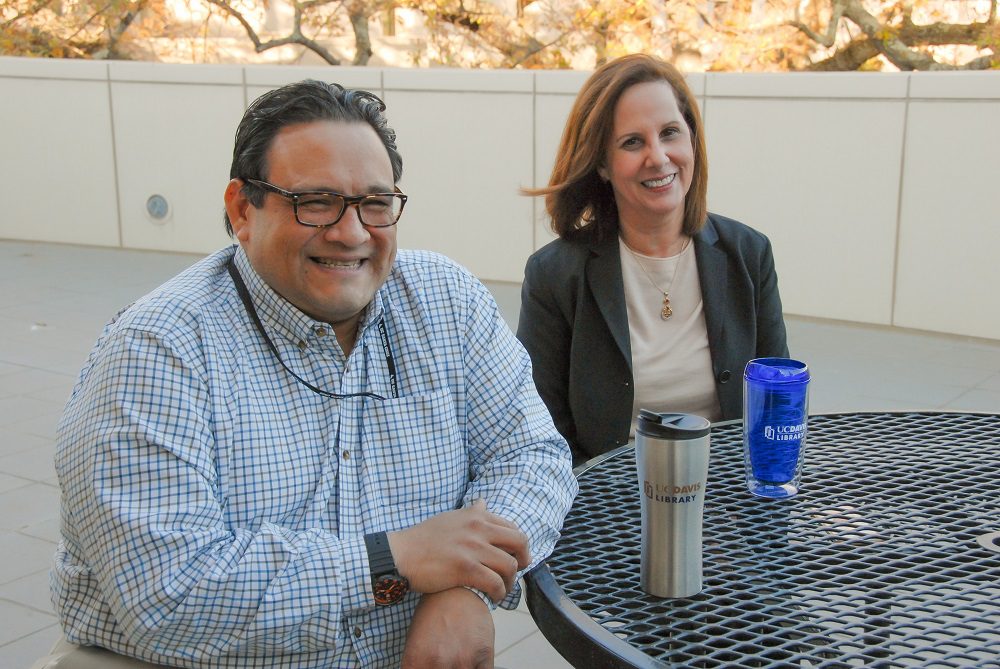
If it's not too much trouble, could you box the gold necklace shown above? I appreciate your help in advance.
[623,237,690,320]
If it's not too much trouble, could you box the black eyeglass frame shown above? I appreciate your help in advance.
[243,178,408,228]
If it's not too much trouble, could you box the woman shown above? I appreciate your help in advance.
[518,54,788,465]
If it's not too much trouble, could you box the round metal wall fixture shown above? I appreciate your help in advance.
[146,194,171,224]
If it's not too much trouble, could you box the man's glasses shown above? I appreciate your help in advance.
[244,178,407,228]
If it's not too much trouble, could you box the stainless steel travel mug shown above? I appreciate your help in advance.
[635,410,711,598]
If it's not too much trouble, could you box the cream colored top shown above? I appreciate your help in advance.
[620,237,722,435]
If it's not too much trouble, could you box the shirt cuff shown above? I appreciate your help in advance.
[463,586,498,611]
[496,578,524,611]
[464,578,525,611]
[340,534,374,614]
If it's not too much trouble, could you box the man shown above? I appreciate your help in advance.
[48,80,577,668]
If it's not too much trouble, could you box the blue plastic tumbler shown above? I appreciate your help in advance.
[743,358,810,498]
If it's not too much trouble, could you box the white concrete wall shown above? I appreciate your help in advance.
[1,57,997,340]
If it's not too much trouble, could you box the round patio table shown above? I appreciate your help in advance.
[525,412,1000,668]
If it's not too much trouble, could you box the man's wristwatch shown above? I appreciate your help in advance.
[364,531,410,606]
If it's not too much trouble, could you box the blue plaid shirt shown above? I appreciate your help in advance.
[52,246,577,668]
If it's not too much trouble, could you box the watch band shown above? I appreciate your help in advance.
[364,531,410,606]
[364,531,396,575]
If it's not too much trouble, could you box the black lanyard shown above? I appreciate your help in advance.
[227,256,398,400]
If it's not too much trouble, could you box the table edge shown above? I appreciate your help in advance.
[524,563,668,669]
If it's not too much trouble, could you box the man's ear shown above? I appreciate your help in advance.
[224,179,251,242]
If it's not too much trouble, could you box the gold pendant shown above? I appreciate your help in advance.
[661,293,673,320]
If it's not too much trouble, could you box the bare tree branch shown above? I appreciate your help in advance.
[508,27,575,67]
[898,20,993,46]
[797,0,997,71]
[65,0,116,42]
[1,0,57,29]
[106,0,147,59]
[806,36,878,70]
[962,54,996,70]
[203,0,341,64]
[787,0,844,47]
[840,0,938,69]
[203,0,263,48]
[404,0,550,65]
[348,8,371,65]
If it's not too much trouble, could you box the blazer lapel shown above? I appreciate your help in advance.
[695,217,727,353]
[587,236,632,367]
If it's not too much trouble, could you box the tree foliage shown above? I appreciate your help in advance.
[1,0,996,70]
[1,0,165,58]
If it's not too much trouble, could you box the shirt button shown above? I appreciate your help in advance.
[315,327,327,337]
[297,340,307,350]
[353,626,362,638]
[719,370,732,383]
[342,450,350,460]
[623,380,630,387]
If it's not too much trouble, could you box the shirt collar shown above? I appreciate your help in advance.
[232,246,386,348]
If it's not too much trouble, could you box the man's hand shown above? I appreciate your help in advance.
[388,500,530,603]
[402,588,495,669]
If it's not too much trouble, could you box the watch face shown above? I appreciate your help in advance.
[373,573,410,606]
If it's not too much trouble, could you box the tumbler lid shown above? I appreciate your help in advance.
[744,357,810,383]
[636,411,711,439]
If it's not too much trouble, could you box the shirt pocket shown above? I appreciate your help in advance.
[361,390,467,520]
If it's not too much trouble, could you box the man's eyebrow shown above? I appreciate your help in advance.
[295,183,395,194]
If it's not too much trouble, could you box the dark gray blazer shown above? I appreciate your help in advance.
[517,213,789,464]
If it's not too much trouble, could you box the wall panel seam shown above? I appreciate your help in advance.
[105,63,124,249]
[890,75,912,329]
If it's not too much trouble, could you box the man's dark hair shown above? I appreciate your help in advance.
[224,79,403,236]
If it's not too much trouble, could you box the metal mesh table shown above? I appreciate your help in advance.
[525,412,1000,668]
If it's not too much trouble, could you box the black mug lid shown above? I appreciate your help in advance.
[636,410,711,439]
